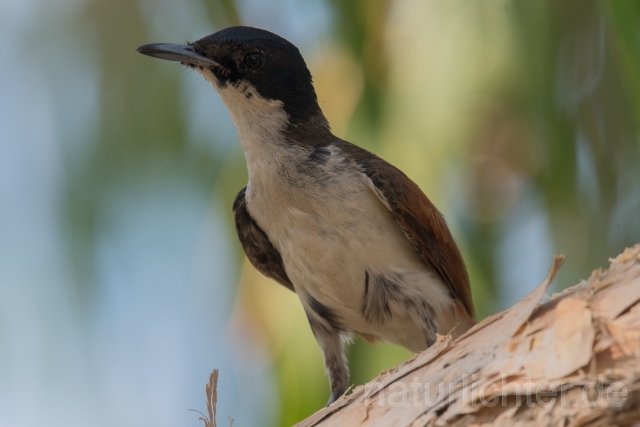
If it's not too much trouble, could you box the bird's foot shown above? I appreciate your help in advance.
[326,390,343,407]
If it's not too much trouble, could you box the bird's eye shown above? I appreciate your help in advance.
[244,53,264,70]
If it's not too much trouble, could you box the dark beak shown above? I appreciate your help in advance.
[136,43,220,68]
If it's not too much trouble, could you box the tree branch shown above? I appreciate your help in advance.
[296,245,640,427]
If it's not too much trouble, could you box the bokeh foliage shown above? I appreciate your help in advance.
[36,0,640,425]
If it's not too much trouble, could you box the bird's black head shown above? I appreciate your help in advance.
[137,26,327,129]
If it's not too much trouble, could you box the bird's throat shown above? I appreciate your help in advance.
[196,67,288,143]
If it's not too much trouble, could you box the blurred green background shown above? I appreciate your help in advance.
[1,0,639,426]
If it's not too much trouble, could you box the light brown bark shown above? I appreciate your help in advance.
[296,245,640,427]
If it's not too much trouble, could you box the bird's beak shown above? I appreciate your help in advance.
[136,43,220,68]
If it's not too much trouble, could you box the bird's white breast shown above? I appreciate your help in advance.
[245,142,454,349]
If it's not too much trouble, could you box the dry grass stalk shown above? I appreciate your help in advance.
[191,369,234,427]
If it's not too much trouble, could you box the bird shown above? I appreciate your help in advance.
[136,26,475,406]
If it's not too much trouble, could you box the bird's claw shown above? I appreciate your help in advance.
[326,391,342,407]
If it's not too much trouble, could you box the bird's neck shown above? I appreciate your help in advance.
[203,72,333,184]
[236,112,333,190]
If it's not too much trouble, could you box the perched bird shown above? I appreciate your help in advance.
[137,26,475,406]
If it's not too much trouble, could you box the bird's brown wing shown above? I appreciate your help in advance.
[333,138,475,319]
[233,188,295,293]
[361,160,475,319]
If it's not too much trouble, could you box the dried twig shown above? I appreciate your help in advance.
[190,369,234,427]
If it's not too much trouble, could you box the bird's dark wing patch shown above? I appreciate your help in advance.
[334,139,475,320]
[361,271,403,325]
[233,188,294,292]
[307,294,345,332]
[295,145,333,182]
[309,146,331,164]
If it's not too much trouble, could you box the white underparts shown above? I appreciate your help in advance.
[198,67,454,352]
